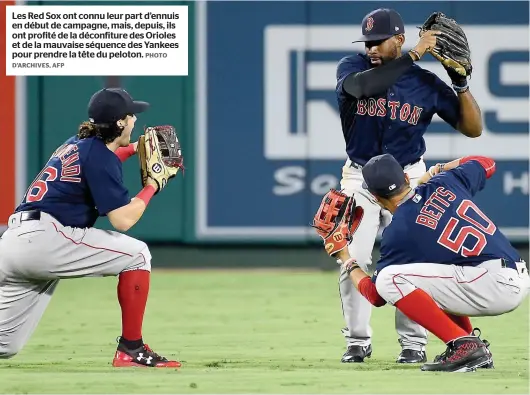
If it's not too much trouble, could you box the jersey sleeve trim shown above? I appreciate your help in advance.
[460,156,496,178]
[358,277,387,307]
[115,144,136,162]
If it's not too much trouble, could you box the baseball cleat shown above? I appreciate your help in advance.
[421,336,492,373]
[396,349,427,363]
[432,328,494,369]
[472,328,494,369]
[341,344,372,363]
[112,340,181,368]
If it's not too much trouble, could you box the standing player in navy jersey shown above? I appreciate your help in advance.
[318,153,529,372]
[335,8,484,363]
[0,88,181,368]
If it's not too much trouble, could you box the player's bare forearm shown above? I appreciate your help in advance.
[456,91,482,138]
[107,199,147,232]
[418,157,469,185]
[107,184,156,232]
[441,158,462,171]
[337,249,367,284]
[336,249,386,307]
[418,156,496,185]
[337,249,368,282]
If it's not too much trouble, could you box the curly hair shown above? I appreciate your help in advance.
[77,121,124,144]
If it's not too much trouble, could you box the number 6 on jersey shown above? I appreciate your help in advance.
[25,166,58,203]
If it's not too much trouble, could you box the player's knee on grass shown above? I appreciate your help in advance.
[122,243,152,273]
[375,267,417,305]
[0,340,23,359]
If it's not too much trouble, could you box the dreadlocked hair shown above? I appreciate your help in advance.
[77,121,124,144]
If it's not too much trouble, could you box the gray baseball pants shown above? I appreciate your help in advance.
[0,211,151,358]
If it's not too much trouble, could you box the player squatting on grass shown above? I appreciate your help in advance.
[313,154,530,372]
[0,88,183,368]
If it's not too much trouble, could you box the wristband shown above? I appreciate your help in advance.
[451,74,468,92]
[452,83,469,94]
[115,143,136,162]
[429,163,445,178]
[460,156,496,178]
[428,167,436,178]
[136,185,156,206]
[343,258,361,275]
[409,49,421,61]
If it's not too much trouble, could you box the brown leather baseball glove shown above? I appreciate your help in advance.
[137,125,184,193]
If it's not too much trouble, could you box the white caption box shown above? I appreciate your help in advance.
[6,5,188,76]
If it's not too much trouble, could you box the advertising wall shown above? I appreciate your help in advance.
[8,1,529,244]
[18,0,194,241]
[195,1,529,242]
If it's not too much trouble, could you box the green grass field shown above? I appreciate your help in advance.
[0,270,528,394]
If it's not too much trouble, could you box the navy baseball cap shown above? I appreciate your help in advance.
[88,88,150,124]
[362,154,407,198]
[353,8,405,43]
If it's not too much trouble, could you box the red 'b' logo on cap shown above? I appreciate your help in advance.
[365,16,374,31]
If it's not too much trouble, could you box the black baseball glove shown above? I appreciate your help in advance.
[419,12,472,82]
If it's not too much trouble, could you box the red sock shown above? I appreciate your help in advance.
[117,269,150,340]
[394,289,468,343]
[445,313,473,334]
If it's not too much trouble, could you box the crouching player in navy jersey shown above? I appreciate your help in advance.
[335,8,483,364]
[332,153,529,372]
[0,88,181,368]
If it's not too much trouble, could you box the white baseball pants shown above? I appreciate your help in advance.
[375,259,530,316]
[338,158,428,350]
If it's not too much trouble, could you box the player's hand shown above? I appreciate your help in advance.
[132,141,139,153]
[413,30,440,58]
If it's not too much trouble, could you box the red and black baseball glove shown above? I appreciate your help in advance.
[312,189,363,256]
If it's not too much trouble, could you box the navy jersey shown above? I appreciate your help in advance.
[16,136,130,228]
[336,54,460,167]
[373,160,521,282]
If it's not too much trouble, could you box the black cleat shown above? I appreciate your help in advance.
[471,328,494,369]
[341,344,372,363]
[112,338,181,368]
[396,349,427,363]
[421,336,491,372]
[432,328,494,369]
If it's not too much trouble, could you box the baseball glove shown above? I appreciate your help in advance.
[137,125,184,193]
[419,12,472,77]
[312,189,363,257]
